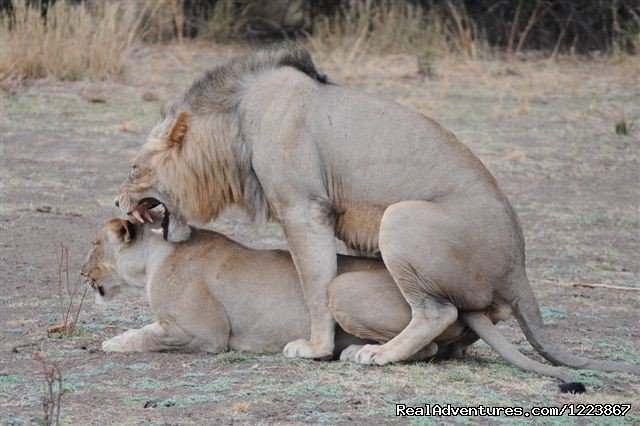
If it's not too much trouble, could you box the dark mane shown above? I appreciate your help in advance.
[184,43,328,115]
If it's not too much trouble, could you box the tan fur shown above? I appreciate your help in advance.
[116,45,639,375]
[334,202,385,255]
[81,219,591,384]
[149,114,243,224]
[80,219,413,354]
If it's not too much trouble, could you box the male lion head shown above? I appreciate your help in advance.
[117,47,321,242]
[116,103,195,243]
[116,100,243,243]
[81,218,145,303]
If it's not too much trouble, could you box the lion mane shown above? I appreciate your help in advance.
[151,44,329,226]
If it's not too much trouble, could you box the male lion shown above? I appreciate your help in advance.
[82,217,588,391]
[116,44,638,374]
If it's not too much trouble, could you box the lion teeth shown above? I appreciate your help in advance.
[132,210,144,223]
[151,228,163,235]
[142,210,154,223]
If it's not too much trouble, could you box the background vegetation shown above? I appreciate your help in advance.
[1,1,638,425]
[1,0,638,81]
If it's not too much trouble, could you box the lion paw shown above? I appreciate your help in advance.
[339,345,365,362]
[102,337,127,352]
[283,339,332,359]
[354,344,396,365]
[101,331,139,352]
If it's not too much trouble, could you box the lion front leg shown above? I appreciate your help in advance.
[102,319,192,353]
[280,206,338,360]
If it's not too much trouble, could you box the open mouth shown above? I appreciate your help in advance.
[128,198,169,239]
[96,284,105,297]
[128,197,161,223]
[83,276,105,297]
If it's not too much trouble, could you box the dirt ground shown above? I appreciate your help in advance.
[1,44,639,425]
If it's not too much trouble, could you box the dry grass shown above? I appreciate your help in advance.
[47,245,88,338]
[139,0,242,45]
[139,0,183,44]
[0,0,142,81]
[196,0,245,43]
[33,352,64,426]
[307,0,483,68]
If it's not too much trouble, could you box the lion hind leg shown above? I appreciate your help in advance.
[354,298,457,365]
[341,342,439,363]
[355,200,481,365]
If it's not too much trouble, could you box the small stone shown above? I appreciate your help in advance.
[142,91,159,102]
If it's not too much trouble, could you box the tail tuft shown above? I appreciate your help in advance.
[316,72,328,84]
[558,382,586,394]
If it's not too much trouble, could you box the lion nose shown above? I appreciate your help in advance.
[114,197,120,207]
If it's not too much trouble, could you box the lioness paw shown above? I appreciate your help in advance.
[339,345,365,362]
[101,332,140,352]
[283,339,332,359]
[102,338,127,352]
[354,344,395,365]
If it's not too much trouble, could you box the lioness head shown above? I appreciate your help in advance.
[116,103,194,243]
[81,218,145,303]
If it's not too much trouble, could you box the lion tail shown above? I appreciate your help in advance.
[459,312,585,393]
[506,274,640,375]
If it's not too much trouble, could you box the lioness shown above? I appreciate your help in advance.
[116,44,637,374]
[82,217,587,391]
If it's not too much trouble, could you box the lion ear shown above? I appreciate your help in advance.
[107,218,136,244]
[166,111,190,148]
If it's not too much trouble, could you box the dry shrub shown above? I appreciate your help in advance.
[33,351,64,426]
[47,245,88,337]
[307,0,483,66]
[197,0,244,43]
[0,0,142,81]
[444,0,482,58]
[139,0,183,44]
[139,0,242,44]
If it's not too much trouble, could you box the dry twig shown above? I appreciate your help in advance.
[516,2,547,53]
[34,352,63,426]
[49,245,88,336]
[539,279,640,292]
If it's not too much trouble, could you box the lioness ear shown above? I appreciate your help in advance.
[166,111,190,147]
[107,218,136,244]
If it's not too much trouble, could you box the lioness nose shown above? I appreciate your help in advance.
[114,197,119,207]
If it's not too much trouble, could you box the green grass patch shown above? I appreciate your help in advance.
[539,306,567,320]
[160,394,222,407]
[127,362,153,371]
[211,351,256,363]
[134,378,165,390]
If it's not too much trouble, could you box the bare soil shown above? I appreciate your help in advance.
[1,45,639,425]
